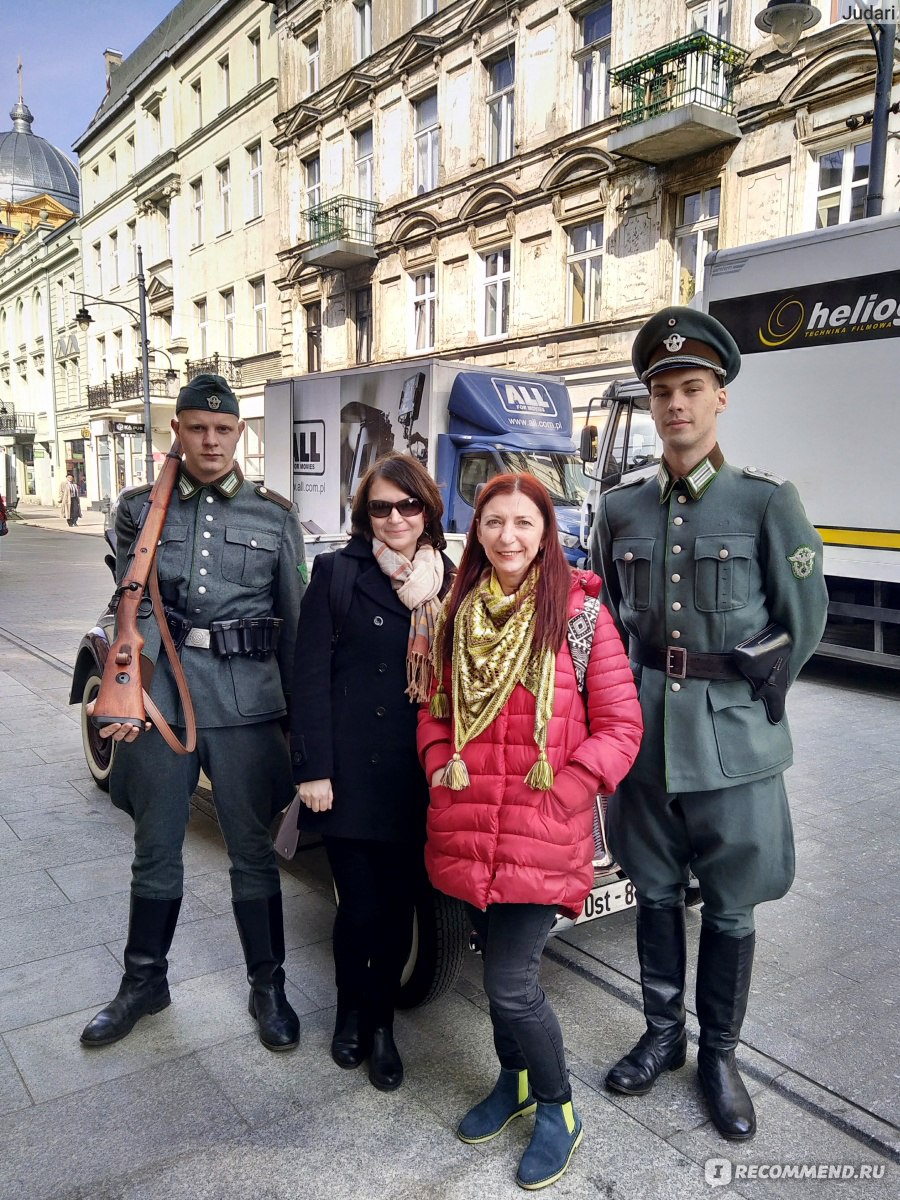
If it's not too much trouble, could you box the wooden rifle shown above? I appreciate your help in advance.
[91,438,197,754]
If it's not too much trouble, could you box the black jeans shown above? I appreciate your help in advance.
[324,835,423,1027]
[469,903,570,1104]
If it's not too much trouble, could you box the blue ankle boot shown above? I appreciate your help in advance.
[457,1068,536,1144]
[516,1100,583,1191]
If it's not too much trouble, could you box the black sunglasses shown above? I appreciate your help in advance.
[367,497,425,519]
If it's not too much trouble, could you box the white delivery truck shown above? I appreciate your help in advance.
[580,213,900,669]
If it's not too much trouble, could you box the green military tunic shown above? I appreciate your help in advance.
[110,464,307,900]
[591,452,829,928]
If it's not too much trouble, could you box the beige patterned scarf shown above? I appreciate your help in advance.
[431,568,556,791]
[372,538,445,702]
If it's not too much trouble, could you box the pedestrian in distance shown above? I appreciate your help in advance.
[590,306,829,1141]
[0,491,8,559]
[418,473,642,1191]
[59,473,81,527]
[81,374,306,1053]
[289,453,454,1091]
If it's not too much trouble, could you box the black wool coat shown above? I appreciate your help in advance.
[290,536,452,843]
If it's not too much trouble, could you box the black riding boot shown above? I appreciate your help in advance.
[696,927,756,1141]
[232,893,300,1052]
[80,895,181,1047]
[331,996,371,1069]
[606,905,687,1095]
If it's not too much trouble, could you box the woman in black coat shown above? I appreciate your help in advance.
[290,453,453,1090]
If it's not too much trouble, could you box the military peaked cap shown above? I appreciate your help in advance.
[175,373,240,417]
[633,306,741,385]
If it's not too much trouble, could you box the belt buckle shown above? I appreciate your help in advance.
[184,627,211,649]
[665,646,687,679]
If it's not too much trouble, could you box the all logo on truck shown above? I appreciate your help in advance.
[293,419,325,475]
[491,378,565,434]
[709,269,900,354]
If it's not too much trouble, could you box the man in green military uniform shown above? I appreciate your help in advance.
[81,374,307,1053]
[590,308,828,1140]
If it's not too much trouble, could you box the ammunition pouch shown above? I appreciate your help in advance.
[731,624,792,725]
[210,617,282,660]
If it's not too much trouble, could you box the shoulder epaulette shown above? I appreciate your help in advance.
[255,484,294,511]
[610,474,648,492]
[742,466,784,486]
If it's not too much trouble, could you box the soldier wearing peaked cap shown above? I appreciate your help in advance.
[81,374,308,1053]
[590,308,828,1141]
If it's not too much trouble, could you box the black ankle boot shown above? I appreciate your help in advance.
[368,1025,403,1091]
[233,893,300,1052]
[696,928,757,1141]
[81,896,182,1047]
[331,1008,370,1069]
[606,905,687,1095]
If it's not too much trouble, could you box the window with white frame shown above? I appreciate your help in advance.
[147,103,161,156]
[354,126,374,201]
[160,201,171,259]
[242,417,265,481]
[420,0,438,17]
[126,135,135,176]
[249,30,262,87]
[195,298,208,357]
[574,3,612,129]
[93,242,103,294]
[481,247,511,338]
[191,180,204,246]
[567,220,604,324]
[354,0,373,62]
[56,280,66,328]
[414,91,439,194]
[132,324,141,364]
[127,221,137,277]
[673,185,720,304]
[305,34,320,94]
[412,270,436,351]
[113,329,124,373]
[305,302,322,372]
[217,161,232,233]
[815,141,870,228]
[688,0,731,39]
[247,143,263,220]
[222,289,235,358]
[109,231,119,288]
[486,53,515,165]
[305,154,322,240]
[355,286,372,363]
[109,150,117,190]
[251,278,267,354]
[218,55,230,111]
[191,79,203,130]
[96,334,106,380]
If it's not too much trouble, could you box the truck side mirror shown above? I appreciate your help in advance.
[580,425,598,464]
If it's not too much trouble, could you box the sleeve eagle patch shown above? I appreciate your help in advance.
[788,546,816,579]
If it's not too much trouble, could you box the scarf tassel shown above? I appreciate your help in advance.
[430,684,450,719]
[525,750,554,792]
[441,752,470,790]
[406,652,435,705]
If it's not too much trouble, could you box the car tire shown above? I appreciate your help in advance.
[395,884,469,1010]
[81,670,115,792]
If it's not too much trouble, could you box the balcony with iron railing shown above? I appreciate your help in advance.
[87,369,179,411]
[186,354,243,386]
[303,195,379,269]
[0,409,36,436]
[608,32,747,164]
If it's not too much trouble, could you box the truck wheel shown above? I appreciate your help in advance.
[81,671,114,792]
[395,884,469,1010]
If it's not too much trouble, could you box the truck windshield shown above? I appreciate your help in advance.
[498,451,588,505]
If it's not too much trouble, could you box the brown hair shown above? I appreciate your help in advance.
[441,473,570,658]
[350,452,446,551]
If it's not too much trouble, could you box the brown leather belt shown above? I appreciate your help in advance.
[629,638,743,681]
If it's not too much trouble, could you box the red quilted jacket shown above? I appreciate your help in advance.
[417,571,643,916]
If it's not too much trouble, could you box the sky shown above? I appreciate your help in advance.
[1,0,179,159]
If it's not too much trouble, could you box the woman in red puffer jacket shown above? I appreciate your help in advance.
[417,473,642,1191]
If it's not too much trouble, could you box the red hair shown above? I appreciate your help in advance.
[441,473,571,660]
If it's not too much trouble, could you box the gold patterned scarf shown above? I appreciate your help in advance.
[431,568,556,791]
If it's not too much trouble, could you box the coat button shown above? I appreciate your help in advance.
[673,516,683,526]
[201,549,210,557]
[206,496,214,504]
[205,514,213,522]
[671,573,681,583]
[250,539,258,548]
[719,548,729,559]
[370,753,380,763]
[677,495,687,504]
[672,544,682,554]
[623,551,634,562]
[200,568,208,576]
[203,531,211,539]
[671,682,681,692]
[377,663,387,673]
[671,630,681,639]
[198,586,207,594]
[375,707,386,717]
[374,616,383,626]
[672,601,681,611]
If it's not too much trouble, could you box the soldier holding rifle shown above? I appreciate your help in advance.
[591,308,828,1141]
[81,374,306,1052]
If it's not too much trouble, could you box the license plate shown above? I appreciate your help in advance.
[575,875,636,924]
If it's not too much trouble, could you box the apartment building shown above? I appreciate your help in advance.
[73,0,282,502]
[270,0,897,414]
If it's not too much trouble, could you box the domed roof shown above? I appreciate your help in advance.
[0,100,80,213]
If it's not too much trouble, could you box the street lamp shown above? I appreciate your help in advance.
[755,2,896,217]
[75,244,157,481]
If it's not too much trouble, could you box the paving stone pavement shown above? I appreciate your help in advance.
[0,523,898,1199]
